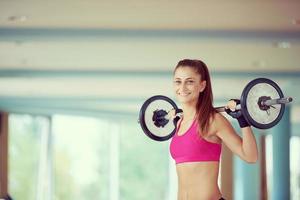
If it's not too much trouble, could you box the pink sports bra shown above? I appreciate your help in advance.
[170,119,222,164]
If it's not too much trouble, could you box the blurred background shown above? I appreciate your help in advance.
[0,0,299,200]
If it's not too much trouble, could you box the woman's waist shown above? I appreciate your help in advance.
[178,175,219,189]
[176,162,220,185]
[178,183,221,200]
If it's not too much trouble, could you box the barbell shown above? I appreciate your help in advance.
[138,78,293,141]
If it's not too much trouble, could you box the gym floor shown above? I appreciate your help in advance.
[0,1,300,200]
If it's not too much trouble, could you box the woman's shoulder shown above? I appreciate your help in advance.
[211,112,231,128]
[207,112,233,139]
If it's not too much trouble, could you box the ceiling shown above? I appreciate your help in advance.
[0,0,299,123]
[1,0,300,31]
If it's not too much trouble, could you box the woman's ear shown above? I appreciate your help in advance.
[200,80,206,92]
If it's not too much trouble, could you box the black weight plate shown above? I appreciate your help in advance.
[139,95,179,141]
[240,78,285,129]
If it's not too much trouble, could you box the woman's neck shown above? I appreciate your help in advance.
[181,104,196,121]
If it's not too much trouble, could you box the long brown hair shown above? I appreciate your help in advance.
[174,59,216,136]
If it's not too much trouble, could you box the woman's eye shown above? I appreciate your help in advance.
[174,81,181,84]
[187,80,194,84]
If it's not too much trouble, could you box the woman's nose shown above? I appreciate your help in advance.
[179,83,187,91]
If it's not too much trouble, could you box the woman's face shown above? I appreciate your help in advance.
[173,66,206,105]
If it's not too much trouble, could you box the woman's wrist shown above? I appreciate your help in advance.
[237,115,250,128]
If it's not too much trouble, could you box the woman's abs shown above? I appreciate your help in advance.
[176,162,221,200]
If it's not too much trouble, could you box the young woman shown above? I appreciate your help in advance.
[169,59,258,200]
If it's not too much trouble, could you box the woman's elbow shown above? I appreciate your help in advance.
[246,158,258,164]
[245,155,258,164]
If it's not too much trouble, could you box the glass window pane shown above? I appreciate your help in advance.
[52,115,110,200]
[8,114,48,200]
[265,134,273,199]
[290,136,300,200]
[265,135,300,200]
[119,119,169,200]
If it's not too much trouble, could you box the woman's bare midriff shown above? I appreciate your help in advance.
[176,162,222,200]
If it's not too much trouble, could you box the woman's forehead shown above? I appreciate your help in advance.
[174,67,201,79]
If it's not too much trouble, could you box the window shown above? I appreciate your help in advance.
[119,119,170,200]
[8,114,172,200]
[52,115,110,200]
[265,134,300,200]
[290,136,300,200]
[8,114,49,200]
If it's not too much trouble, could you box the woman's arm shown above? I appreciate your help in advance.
[240,126,258,163]
[215,113,258,163]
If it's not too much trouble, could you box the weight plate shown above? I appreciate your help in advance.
[139,95,178,141]
[240,78,285,129]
